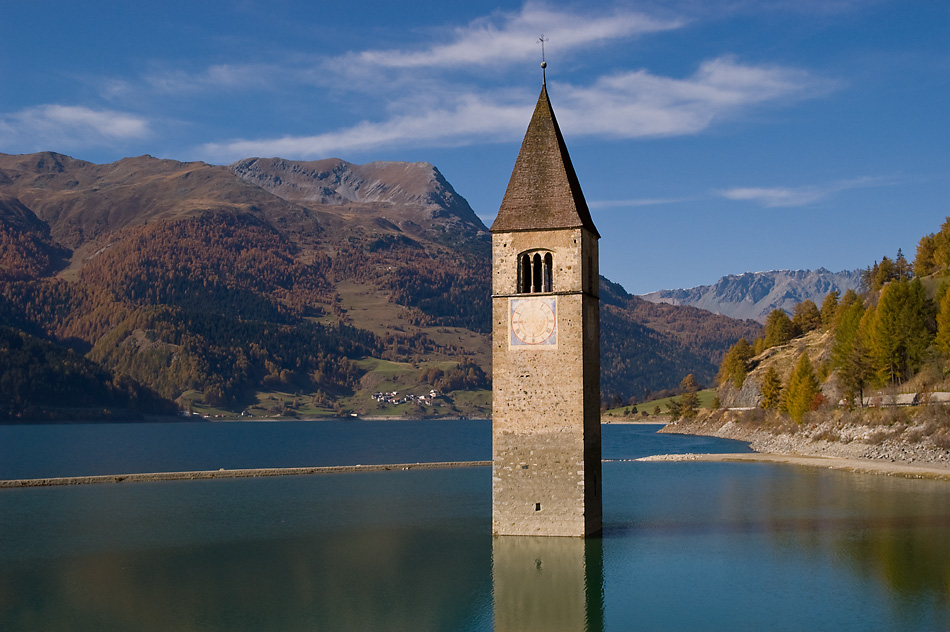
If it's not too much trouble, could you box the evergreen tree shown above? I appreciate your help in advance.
[820,291,840,330]
[784,352,821,423]
[717,338,753,388]
[832,298,865,367]
[666,397,682,418]
[760,366,782,410]
[870,278,933,384]
[831,299,874,402]
[864,256,898,292]
[680,373,699,393]
[791,299,822,335]
[914,233,937,277]
[931,218,950,271]
[764,310,794,348]
[935,288,950,358]
[839,288,859,311]
[832,299,873,406]
[895,248,911,280]
[680,390,700,418]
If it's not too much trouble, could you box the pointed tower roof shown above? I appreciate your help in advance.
[491,84,599,237]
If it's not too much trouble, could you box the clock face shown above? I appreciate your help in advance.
[509,297,557,347]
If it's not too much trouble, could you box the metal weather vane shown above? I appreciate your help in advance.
[538,34,548,84]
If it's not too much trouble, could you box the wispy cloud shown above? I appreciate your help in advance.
[59,1,832,164]
[0,105,151,151]
[144,63,276,94]
[135,4,683,97]
[717,176,893,207]
[352,3,684,70]
[201,94,531,160]
[589,196,698,209]
[557,55,831,138]
[200,55,828,162]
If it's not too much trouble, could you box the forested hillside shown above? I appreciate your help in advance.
[716,220,950,424]
[600,278,761,402]
[0,326,176,420]
[0,151,756,420]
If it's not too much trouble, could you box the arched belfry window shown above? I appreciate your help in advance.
[518,250,554,294]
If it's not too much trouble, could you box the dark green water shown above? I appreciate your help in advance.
[2,423,949,630]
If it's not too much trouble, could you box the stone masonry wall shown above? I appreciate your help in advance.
[492,227,601,536]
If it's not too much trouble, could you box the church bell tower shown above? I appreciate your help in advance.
[491,79,602,537]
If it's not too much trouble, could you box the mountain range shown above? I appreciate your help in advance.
[639,268,864,323]
[0,151,760,420]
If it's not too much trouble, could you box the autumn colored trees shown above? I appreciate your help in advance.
[715,223,950,422]
[869,278,932,384]
[831,293,872,404]
[912,219,950,277]
[760,367,782,411]
[665,373,700,419]
[784,353,821,422]
[718,338,753,388]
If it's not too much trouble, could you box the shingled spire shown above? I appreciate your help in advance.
[491,84,599,237]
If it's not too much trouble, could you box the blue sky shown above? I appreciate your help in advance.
[1,1,947,294]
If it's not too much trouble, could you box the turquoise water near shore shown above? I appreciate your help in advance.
[2,422,949,630]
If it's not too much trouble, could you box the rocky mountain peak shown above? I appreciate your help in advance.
[229,157,486,231]
[640,268,863,323]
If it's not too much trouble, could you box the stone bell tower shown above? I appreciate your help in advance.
[490,78,601,537]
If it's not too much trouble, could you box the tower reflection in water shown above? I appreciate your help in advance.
[492,536,604,632]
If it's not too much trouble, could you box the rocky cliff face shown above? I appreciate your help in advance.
[640,268,863,323]
[229,157,488,247]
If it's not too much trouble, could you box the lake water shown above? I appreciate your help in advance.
[2,421,949,631]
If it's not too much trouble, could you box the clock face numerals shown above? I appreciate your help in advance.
[510,297,557,347]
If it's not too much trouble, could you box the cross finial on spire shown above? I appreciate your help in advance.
[538,34,548,86]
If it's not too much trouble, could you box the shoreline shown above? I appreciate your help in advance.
[3,416,671,425]
[656,407,950,481]
[630,452,950,481]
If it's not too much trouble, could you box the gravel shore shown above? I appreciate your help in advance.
[660,408,950,477]
[633,452,950,481]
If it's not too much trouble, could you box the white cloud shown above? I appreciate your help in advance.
[201,94,531,161]
[0,105,151,151]
[718,176,891,207]
[589,196,697,209]
[132,5,681,98]
[145,63,275,94]
[353,3,683,69]
[557,56,831,138]
[200,56,827,162]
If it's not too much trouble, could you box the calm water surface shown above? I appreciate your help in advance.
[0,419,748,479]
[2,422,949,631]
